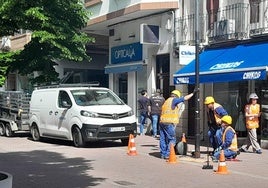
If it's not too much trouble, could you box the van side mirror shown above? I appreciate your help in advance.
[62,101,71,108]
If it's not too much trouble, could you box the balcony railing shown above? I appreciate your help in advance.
[208,3,249,43]
[175,2,252,45]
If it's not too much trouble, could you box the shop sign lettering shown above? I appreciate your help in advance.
[243,71,261,79]
[176,77,189,84]
[210,61,244,70]
[114,48,135,59]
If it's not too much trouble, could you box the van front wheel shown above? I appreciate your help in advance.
[121,138,129,146]
[72,126,85,147]
[31,125,40,141]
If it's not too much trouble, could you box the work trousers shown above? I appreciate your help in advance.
[244,128,261,151]
[159,123,176,158]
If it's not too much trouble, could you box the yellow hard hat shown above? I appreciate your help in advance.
[171,90,181,97]
[204,96,215,104]
[221,115,232,125]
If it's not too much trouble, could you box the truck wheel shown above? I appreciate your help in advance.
[5,123,14,137]
[31,125,40,141]
[121,138,129,146]
[0,122,6,136]
[72,126,85,147]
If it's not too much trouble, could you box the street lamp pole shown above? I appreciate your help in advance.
[194,0,201,158]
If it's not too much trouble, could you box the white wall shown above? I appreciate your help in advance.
[88,0,179,19]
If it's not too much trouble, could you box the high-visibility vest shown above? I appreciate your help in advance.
[160,97,180,125]
[222,126,238,151]
[245,104,260,129]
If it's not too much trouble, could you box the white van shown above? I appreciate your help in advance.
[29,85,137,147]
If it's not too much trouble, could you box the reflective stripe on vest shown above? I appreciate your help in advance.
[160,97,180,124]
[245,104,260,129]
[222,126,238,151]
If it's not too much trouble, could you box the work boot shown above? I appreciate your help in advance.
[211,156,218,163]
[256,149,262,154]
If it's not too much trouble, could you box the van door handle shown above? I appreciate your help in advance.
[49,111,53,115]
[55,111,58,115]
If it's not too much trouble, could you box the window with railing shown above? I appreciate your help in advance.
[250,0,260,23]
[249,0,268,36]
[175,2,250,45]
[208,3,249,41]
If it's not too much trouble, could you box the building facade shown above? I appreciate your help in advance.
[85,0,268,145]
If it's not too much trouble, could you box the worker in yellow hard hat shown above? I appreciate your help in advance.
[204,96,228,154]
[159,88,198,159]
[211,115,239,162]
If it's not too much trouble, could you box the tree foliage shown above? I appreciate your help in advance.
[0,0,94,85]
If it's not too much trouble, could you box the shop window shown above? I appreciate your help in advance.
[214,82,248,137]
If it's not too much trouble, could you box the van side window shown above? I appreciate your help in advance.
[58,91,72,108]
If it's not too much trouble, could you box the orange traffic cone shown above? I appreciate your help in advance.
[127,134,132,153]
[127,134,138,156]
[181,133,186,143]
[215,150,229,174]
[167,143,178,164]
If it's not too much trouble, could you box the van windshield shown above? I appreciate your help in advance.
[71,89,124,106]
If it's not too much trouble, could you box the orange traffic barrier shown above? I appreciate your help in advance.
[127,134,138,156]
[181,133,186,143]
[167,143,178,164]
[215,150,229,175]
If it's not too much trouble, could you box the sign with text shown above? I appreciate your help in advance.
[179,45,195,65]
[111,42,143,64]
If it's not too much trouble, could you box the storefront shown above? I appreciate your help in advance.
[104,42,145,114]
[173,42,268,145]
[105,12,175,126]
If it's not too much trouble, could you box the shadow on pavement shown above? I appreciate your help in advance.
[0,150,105,188]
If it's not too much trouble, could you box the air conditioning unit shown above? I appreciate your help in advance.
[213,19,236,39]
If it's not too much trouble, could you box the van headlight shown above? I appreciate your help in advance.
[128,110,133,116]
[81,110,99,118]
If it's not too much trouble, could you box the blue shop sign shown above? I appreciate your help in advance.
[111,42,143,64]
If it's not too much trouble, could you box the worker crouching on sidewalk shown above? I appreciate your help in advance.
[159,89,197,159]
[212,115,239,162]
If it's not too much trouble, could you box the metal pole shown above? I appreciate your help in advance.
[194,0,200,158]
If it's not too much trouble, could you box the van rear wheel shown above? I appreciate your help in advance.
[72,126,85,147]
[0,122,5,136]
[5,123,14,137]
[31,125,40,141]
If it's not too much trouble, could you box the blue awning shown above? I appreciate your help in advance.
[173,42,268,84]
[105,62,143,74]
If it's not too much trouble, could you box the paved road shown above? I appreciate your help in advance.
[0,133,267,188]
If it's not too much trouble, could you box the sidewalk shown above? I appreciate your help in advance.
[136,134,268,181]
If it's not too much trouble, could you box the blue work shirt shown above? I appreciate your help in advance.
[215,106,228,117]
[171,97,185,110]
